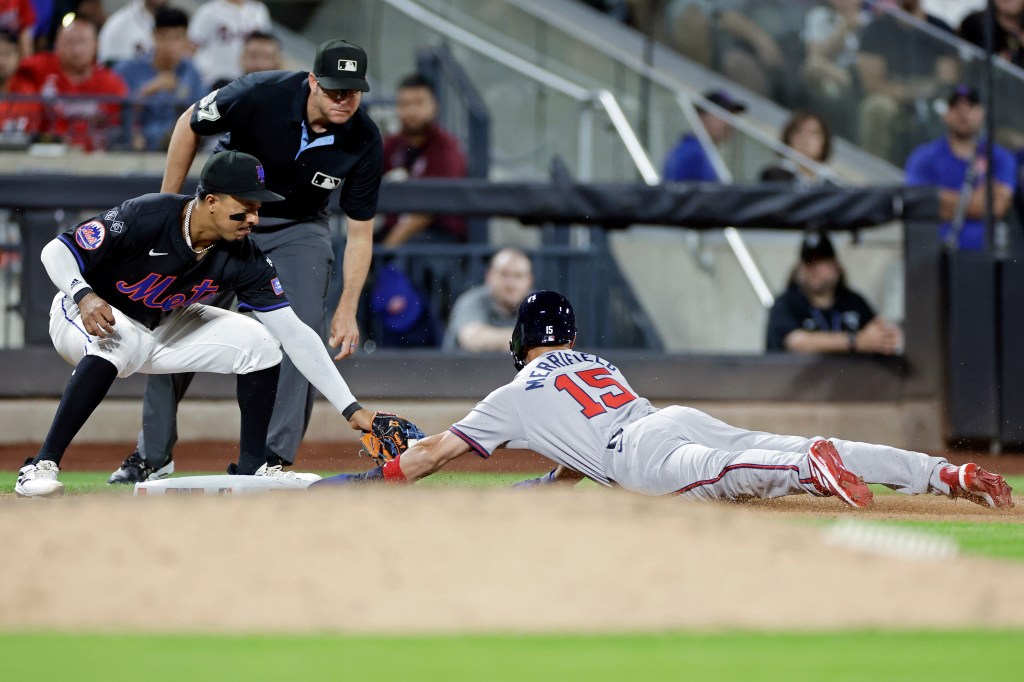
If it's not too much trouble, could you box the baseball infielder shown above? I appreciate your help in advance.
[15,152,379,498]
[314,291,1013,511]
[109,37,383,484]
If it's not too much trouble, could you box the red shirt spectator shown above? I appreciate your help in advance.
[7,18,127,150]
[381,73,468,245]
[0,0,34,55]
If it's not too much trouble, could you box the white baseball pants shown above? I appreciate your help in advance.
[605,406,951,500]
[49,293,282,378]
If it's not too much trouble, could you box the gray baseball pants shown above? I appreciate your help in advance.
[136,221,335,466]
[605,406,952,500]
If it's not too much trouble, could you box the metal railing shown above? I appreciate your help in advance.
[381,0,650,183]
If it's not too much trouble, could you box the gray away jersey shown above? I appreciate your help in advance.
[449,350,658,484]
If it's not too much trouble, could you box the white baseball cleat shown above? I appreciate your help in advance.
[254,463,321,483]
[15,460,65,498]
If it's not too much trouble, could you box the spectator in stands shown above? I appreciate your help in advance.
[904,84,1017,251]
[98,0,164,64]
[1,0,35,55]
[115,6,203,151]
[189,0,270,89]
[379,73,468,246]
[760,111,833,186]
[443,248,534,352]
[855,0,958,162]
[239,30,280,74]
[959,0,1024,68]
[6,16,127,150]
[663,89,745,182]
[800,0,872,137]
[660,1,787,100]
[766,230,902,355]
[209,29,281,90]
[0,27,18,90]
[0,28,32,139]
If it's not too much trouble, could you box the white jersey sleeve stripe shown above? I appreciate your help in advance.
[449,426,492,459]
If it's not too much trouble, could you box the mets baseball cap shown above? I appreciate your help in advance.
[702,89,746,114]
[314,39,370,92]
[800,230,836,264]
[948,84,981,106]
[200,151,285,202]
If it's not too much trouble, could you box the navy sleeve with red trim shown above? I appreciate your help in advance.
[234,246,291,313]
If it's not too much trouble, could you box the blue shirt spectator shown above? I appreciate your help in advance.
[114,6,204,151]
[664,134,718,182]
[905,85,1016,251]
[663,89,745,182]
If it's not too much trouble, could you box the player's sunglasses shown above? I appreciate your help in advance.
[316,81,360,102]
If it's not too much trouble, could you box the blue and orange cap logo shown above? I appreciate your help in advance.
[256,164,266,184]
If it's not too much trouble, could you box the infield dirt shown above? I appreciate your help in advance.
[1,488,1023,634]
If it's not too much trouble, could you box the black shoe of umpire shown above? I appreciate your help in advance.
[107,452,174,485]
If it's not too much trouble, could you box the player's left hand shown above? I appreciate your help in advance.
[329,312,360,360]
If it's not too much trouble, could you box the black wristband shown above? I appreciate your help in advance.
[72,287,94,305]
[847,331,857,353]
[342,401,362,421]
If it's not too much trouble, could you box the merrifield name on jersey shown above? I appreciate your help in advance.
[525,351,618,390]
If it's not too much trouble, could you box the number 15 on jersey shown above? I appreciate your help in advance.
[554,368,636,418]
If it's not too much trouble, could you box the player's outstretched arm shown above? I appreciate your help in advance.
[254,306,366,428]
[396,431,472,481]
[311,430,471,488]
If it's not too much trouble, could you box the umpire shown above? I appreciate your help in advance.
[110,38,383,484]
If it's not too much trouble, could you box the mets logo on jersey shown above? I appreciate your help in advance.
[271,277,284,296]
[75,221,105,250]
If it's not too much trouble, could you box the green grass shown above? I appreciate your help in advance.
[0,631,1021,681]
[870,520,1024,561]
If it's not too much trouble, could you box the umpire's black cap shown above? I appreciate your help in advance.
[200,151,285,202]
[314,39,370,92]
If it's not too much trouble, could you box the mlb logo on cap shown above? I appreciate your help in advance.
[314,39,370,92]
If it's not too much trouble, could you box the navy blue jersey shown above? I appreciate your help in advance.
[190,70,383,222]
[58,193,289,328]
[765,282,875,351]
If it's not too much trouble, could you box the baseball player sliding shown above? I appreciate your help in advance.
[15,151,392,498]
[315,291,1013,511]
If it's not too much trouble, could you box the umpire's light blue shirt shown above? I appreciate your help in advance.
[663,134,719,182]
[904,136,1017,251]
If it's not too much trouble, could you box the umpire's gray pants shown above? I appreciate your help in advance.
[137,221,334,466]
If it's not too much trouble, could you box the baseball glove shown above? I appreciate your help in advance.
[359,412,425,466]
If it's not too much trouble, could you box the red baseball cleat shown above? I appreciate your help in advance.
[807,440,873,509]
[939,463,1014,509]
